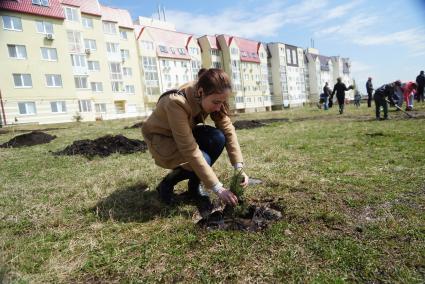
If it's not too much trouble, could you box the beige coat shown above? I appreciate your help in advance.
[142,83,243,189]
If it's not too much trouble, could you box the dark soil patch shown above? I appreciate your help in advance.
[365,132,385,137]
[0,131,56,148]
[124,122,143,129]
[197,200,283,232]
[233,118,290,130]
[53,134,147,158]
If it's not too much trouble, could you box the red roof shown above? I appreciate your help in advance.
[233,37,261,63]
[137,25,195,60]
[100,5,133,29]
[0,0,65,19]
[60,0,101,16]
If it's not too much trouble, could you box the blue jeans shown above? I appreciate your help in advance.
[187,125,226,191]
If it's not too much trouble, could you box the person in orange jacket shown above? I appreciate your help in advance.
[402,81,417,111]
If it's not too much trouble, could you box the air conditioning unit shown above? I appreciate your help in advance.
[45,33,54,40]
[85,49,91,55]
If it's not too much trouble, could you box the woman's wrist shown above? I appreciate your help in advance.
[233,162,243,170]
[211,182,224,194]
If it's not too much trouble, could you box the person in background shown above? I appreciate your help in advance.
[373,81,400,120]
[354,89,361,107]
[366,77,374,107]
[142,68,249,216]
[402,81,417,111]
[331,77,353,114]
[416,71,425,103]
[322,82,332,110]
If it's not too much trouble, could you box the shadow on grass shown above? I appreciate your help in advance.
[91,181,190,223]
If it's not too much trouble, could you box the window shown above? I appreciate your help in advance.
[64,6,79,22]
[67,30,82,52]
[32,0,49,6]
[286,49,292,64]
[91,82,103,92]
[102,21,116,34]
[88,60,100,71]
[106,42,119,53]
[82,17,93,29]
[292,50,297,65]
[231,47,238,55]
[123,67,132,77]
[170,47,175,54]
[141,40,154,50]
[84,39,96,50]
[125,85,135,94]
[70,54,86,67]
[109,62,122,80]
[41,47,57,61]
[13,74,32,88]
[121,49,130,61]
[45,74,62,87]
[18,102,36,115]
[189,47,199,55]
[159,45,168,53]
[2,16,22,31]
[78,100,92,112]
[36,21,53,34]
[111,81,123,92]
[95,103,106,113]
[177,48,186,55]
[120,31,127,40]
[7,45,27,59]
[50,101,66,113]
[74,76,88,89]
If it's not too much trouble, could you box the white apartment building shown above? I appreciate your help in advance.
[267,42,308,108]
[197,35,224,70]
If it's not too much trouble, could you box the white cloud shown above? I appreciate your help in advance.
[165,0,330,38]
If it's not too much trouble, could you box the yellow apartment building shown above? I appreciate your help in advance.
[134,17,202,112]
[216,34,271,113]
[0,0,146,125]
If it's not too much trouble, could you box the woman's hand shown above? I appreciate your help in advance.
[240,171,249,188]
[217,188,238,206]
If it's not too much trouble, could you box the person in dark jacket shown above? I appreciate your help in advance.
[366,77,374,107]
[416,71,425,102]
[331,77,353,114]
[373,81,400,120]
[322,82,332,110]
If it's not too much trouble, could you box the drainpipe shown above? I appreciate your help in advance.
[0,88,6,127]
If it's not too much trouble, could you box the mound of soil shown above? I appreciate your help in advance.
[124,122,143,129]
[197,201,283,232]
[54,134,147,158]
[233,118,289,130]
[233,120,266,129]
[0,131,56,148]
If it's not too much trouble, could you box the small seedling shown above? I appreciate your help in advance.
[227,169,249,217]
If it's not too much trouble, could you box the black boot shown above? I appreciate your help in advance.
[156,167,191,205]
[187,179,213,217]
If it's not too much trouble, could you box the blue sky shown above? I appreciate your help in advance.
[102,0,425,92]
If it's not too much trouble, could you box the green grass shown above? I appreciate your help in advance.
[1,104,424,283]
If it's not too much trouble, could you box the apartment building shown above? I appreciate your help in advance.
[0,0,145,125]
[216,35,271,113]
[134,17,202,112]
[267,42,307,108]
[332,56,353,99]
[197,35,224,70]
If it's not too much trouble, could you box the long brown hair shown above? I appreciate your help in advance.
[195,68,232,118]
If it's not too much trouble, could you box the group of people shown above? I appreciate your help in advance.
[366,70,424,120]
[319,78,354,114]
[318,70,424,120]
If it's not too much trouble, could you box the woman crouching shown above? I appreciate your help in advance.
[142,68,249,216]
